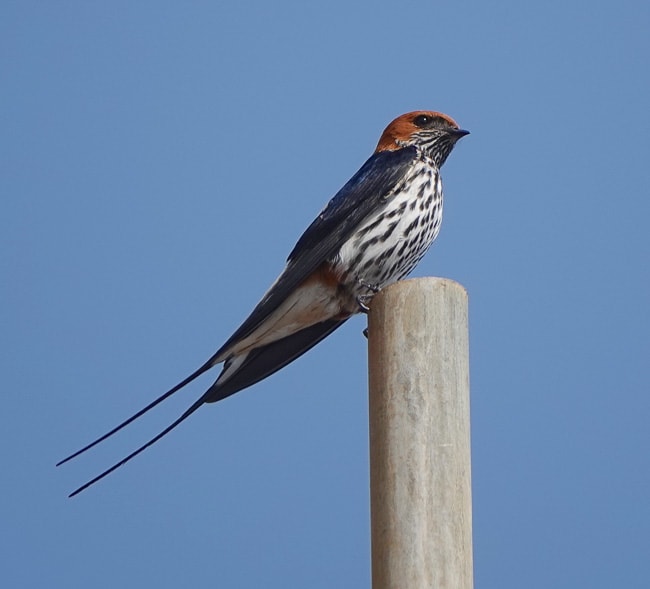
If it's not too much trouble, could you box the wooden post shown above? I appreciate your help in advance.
[368,277,472,589]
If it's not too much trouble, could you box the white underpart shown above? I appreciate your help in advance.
[214,278,343,385]
[217,157,443,385]
[335,158,442,291]
[226,278,341,358]
[215,352,248,385]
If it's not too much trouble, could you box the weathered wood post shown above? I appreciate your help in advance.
[368,277,473,589]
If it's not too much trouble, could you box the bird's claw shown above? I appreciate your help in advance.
[356,280,380,314]
[356,295,371,314]
[359,280,381,293]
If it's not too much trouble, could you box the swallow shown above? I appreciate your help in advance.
[58,111,468,496]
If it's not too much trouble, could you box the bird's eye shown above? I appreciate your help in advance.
[413,115,431,128]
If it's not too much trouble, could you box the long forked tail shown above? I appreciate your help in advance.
[61,319,348,497]
[67,394,207,497]
[56,359,216,468]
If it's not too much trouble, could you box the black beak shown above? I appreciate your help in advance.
[451,128,470,139]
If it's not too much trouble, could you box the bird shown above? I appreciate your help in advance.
[58,110,469,496]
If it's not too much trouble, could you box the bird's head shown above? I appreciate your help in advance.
[376,111,469,167]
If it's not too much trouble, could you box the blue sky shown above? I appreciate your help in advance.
[2,1,649,587]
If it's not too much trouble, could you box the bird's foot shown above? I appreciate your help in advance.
[356,280,380,314]
[356,295,371,314]
[358,280,381,294]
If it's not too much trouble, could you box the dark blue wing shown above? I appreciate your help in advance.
[213,146,417,357]
[59,149,418,495]
[287,146,416,262]
[204,318,346,403]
